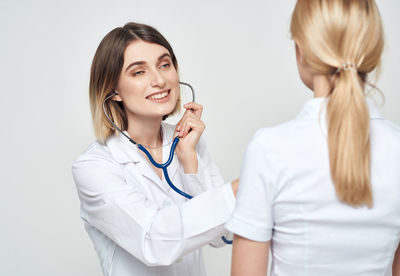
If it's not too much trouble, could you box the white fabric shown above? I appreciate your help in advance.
[72,123,235,276]
[226,98,400,276]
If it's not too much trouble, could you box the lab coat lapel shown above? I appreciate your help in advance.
[135,147,170,194]
[137,161,168,194]
[106,131,169,194]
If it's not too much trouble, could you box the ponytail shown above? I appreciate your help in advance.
[290,0,384,207]
[327,68,372,207]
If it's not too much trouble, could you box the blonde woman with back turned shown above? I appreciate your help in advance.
[226,0,400,275]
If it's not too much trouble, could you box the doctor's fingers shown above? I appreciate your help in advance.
[180,117,205,138]
[175,109,201,132]
[183,102,203,119]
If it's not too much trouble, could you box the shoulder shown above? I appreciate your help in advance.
[240,124,295,189]
[249,120,298,151]
[72,140,126,193]
[244,119,307,176]
[72,140,117,172]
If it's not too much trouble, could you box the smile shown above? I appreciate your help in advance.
[146,90,171,102]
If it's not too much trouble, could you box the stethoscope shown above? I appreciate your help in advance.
[103,81,232,244]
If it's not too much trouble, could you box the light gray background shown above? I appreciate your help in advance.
[1,0,398,275]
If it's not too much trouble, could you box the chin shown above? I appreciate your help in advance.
[157,104,177,118]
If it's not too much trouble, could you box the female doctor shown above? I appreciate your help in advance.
[72,22,238,276]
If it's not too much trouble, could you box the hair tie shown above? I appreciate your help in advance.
[335,63,356,74]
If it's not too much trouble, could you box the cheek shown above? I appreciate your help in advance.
[118,77,147,99]
[164,65,178,81]
[166,72,180,99]
[115,79,149,114]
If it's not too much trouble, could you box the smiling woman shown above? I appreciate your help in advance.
[113,41,180,124]
[89,22,181,143]
[72,22,239,276]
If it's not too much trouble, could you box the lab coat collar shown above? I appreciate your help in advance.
[105,123,179,189]
[296,97,383,120]
[106,122,178,164]
[106,130,141,164]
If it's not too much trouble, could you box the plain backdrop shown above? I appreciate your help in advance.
[0,0,399,275]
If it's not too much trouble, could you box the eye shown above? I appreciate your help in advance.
[132,70,145,76]
[160,62,170,69]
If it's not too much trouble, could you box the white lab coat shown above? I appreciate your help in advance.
[72,123,235,276]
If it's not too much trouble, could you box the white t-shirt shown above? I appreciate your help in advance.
[226,97,400,276]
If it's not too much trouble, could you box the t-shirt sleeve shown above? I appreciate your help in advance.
[225,132,276,242]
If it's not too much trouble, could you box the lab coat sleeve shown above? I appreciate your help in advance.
[178,136,235,247]
[179,135,229,194]
[72,153,235,266]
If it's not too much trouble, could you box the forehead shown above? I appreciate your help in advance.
[123,40,170,64]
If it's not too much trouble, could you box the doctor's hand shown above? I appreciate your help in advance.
[231,178,239,197]
[174,102,205,173]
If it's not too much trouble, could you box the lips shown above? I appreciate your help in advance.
[146,90,170,101]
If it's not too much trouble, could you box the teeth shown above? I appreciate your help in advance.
[148,91,169,100]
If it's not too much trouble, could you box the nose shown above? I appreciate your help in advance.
[150,68,166,88]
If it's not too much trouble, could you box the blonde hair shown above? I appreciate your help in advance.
[290,0,384,207]
[89,22,180,143]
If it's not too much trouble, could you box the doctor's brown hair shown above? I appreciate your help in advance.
[290,0,384,207]
[89,22,179,143]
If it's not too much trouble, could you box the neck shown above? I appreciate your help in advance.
[126,113,163,148]
[312,74,332,98]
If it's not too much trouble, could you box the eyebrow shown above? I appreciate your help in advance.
[125,53,172,72]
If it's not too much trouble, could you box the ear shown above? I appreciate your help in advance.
[112,91,123,102]
[294,40,304,63]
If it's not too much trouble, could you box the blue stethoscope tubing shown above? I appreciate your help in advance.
[103,81,232,244]
[138,137,193,199]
